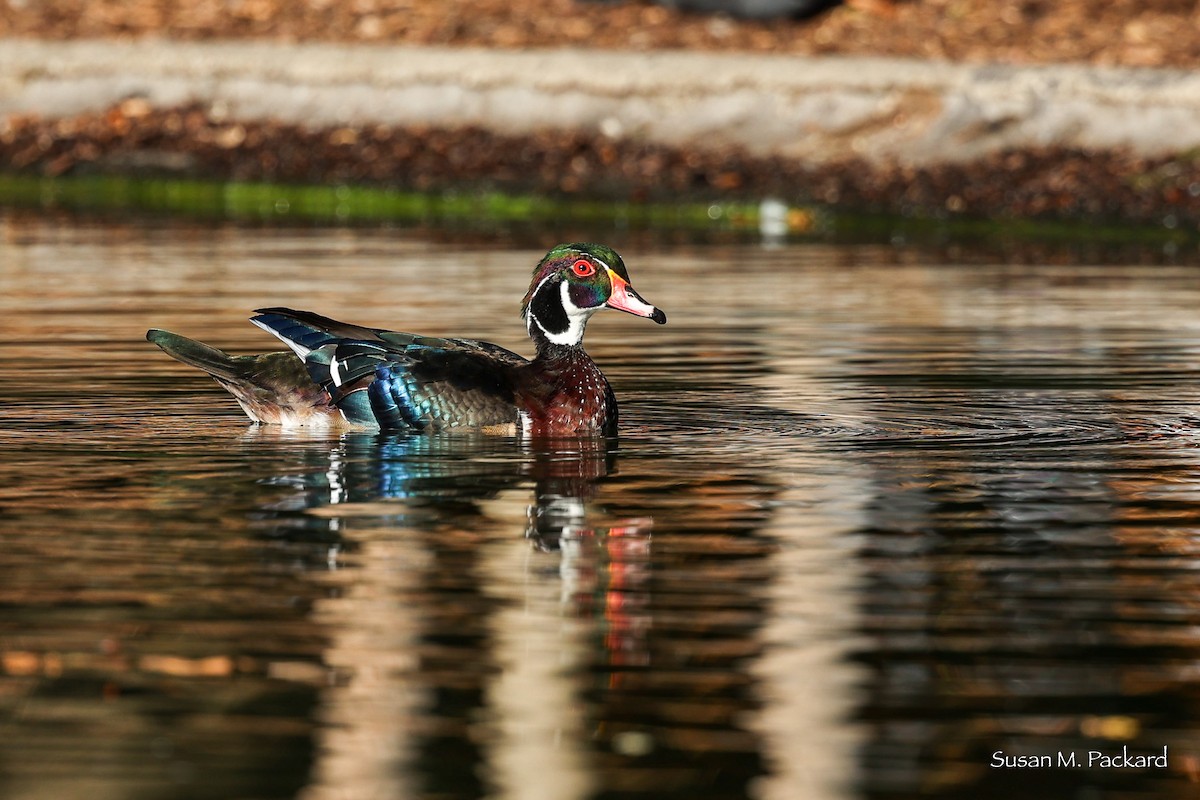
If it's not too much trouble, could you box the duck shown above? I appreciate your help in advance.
[146,242,666,436]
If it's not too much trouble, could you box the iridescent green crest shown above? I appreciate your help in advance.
[520,243,629,319]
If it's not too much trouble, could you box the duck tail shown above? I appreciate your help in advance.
[147,327,341,426]
[146,329,246,381]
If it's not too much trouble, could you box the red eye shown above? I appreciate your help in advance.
[571,259,596,278]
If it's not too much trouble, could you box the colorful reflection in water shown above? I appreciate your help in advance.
[2,214,1200,799]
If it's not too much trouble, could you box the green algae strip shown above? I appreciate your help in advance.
[0,173,785,231]
[0,172,1186,247]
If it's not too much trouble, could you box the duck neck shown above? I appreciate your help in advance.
[530,324,589,365]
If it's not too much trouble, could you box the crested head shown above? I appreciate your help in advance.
[520,243,627,317]
[520,243,665,351]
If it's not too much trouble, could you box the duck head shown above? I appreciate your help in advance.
[521,243,666,349]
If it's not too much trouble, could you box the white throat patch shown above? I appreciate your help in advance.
[528,278,599,347]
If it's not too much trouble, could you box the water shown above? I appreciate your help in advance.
[3,213,1200,799]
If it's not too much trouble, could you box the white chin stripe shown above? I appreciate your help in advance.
[555,281,597,345]
[531,280,597,346]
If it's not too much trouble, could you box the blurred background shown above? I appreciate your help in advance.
[4,0,1200,229]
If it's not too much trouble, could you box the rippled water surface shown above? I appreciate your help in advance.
[4,214,1200,799]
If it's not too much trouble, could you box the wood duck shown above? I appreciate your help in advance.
[147,243,666,436]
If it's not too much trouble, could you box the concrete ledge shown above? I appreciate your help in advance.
[3,38,1200,166]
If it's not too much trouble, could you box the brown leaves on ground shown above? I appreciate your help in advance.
[4,0,1200,69]
[4,101,1200,226]
[4,1,1200,225]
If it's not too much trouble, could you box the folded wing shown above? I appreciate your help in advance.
[251,307,526,431]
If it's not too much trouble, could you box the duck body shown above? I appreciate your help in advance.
[147,243,665,437]
[513,342,620,437]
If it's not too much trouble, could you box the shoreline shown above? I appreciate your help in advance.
[3,38,1200,229]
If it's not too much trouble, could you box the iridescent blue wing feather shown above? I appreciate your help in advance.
[368,339,528,431]
[251,308,526,431]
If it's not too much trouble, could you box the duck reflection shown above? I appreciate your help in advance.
[256,430,620,548]
[250,430,778,800]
